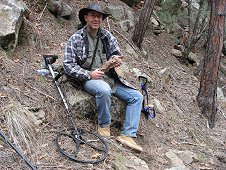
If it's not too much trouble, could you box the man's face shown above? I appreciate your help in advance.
[84,11,103,31]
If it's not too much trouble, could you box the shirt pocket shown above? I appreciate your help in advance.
[81,51,93,69]
[88,50,93,58]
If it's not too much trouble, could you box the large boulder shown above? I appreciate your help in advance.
[64,83,126,128]
[106,5,125,21]
[105,4,135,32]
[0,0,28,51]
[47,0,72,20]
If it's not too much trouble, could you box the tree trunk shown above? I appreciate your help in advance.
[197,0,225,128]
[132,0,156,48]
[181,0,209,64]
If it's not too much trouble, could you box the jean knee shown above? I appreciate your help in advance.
[127,90,143,104]
[98,86,112,97]
[131,91,143,105]
[137,91,143,102]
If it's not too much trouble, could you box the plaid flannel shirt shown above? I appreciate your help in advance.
[63,27,120,81]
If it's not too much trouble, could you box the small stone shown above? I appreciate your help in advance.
[34,109,46,119]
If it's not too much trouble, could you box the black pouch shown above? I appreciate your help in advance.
[55,66,83,90]
[65,74,83,90]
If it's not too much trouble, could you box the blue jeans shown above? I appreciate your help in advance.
[83,79,143,137]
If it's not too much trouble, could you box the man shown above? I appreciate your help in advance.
[63,2,143,152]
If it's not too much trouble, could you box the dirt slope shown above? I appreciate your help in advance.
[0,0,225,170]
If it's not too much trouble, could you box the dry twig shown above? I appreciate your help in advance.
[180,142,199,146]
[166,93,184,116]
[217,106,226,119]
[28,86,56,101]
[112,29,142,56]
[106,17,111,30]
[8,84,39,101]
[38,3,48,21]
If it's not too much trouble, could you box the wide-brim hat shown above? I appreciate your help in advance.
[79,3,110,25]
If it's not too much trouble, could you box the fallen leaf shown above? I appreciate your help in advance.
[91,153,102,159]
[14,59,20,63]
[0,92,7,98]
[39,154,46,160]
[41,143,48,148]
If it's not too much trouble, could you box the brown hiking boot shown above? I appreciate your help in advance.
[116,136,143,152]
[98,126,110,137]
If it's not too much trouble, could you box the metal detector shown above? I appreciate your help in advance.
[42,55,108,164]
[0,129,37,170]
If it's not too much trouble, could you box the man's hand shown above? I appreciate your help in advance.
[100,55,126,72]
[113,55,125,67]
[90,69,105,79]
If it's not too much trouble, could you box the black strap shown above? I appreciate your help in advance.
[53,66,83,90]
[89,30,100,70]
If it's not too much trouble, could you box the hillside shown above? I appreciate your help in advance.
[0,0,225,170]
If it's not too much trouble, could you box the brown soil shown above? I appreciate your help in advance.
[0,0,225,170]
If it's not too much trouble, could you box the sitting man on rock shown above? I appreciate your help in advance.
[63,2,143,152]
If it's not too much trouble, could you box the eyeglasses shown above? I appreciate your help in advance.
[86,12,103,19]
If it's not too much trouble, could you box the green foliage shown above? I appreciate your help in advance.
[159,0,211,63]
[157,10,177,27]
[156,0,188,29]
[189,1,210,28]
[156,0,210,40]
[160,0,182,15]
[157,10,188,29]
[114,153,127,168]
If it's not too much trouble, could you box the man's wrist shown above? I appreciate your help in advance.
[88,71,92,79]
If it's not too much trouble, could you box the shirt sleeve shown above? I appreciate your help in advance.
[108,31,121,56]
[101,29,121,57]
[63,34,91,81]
